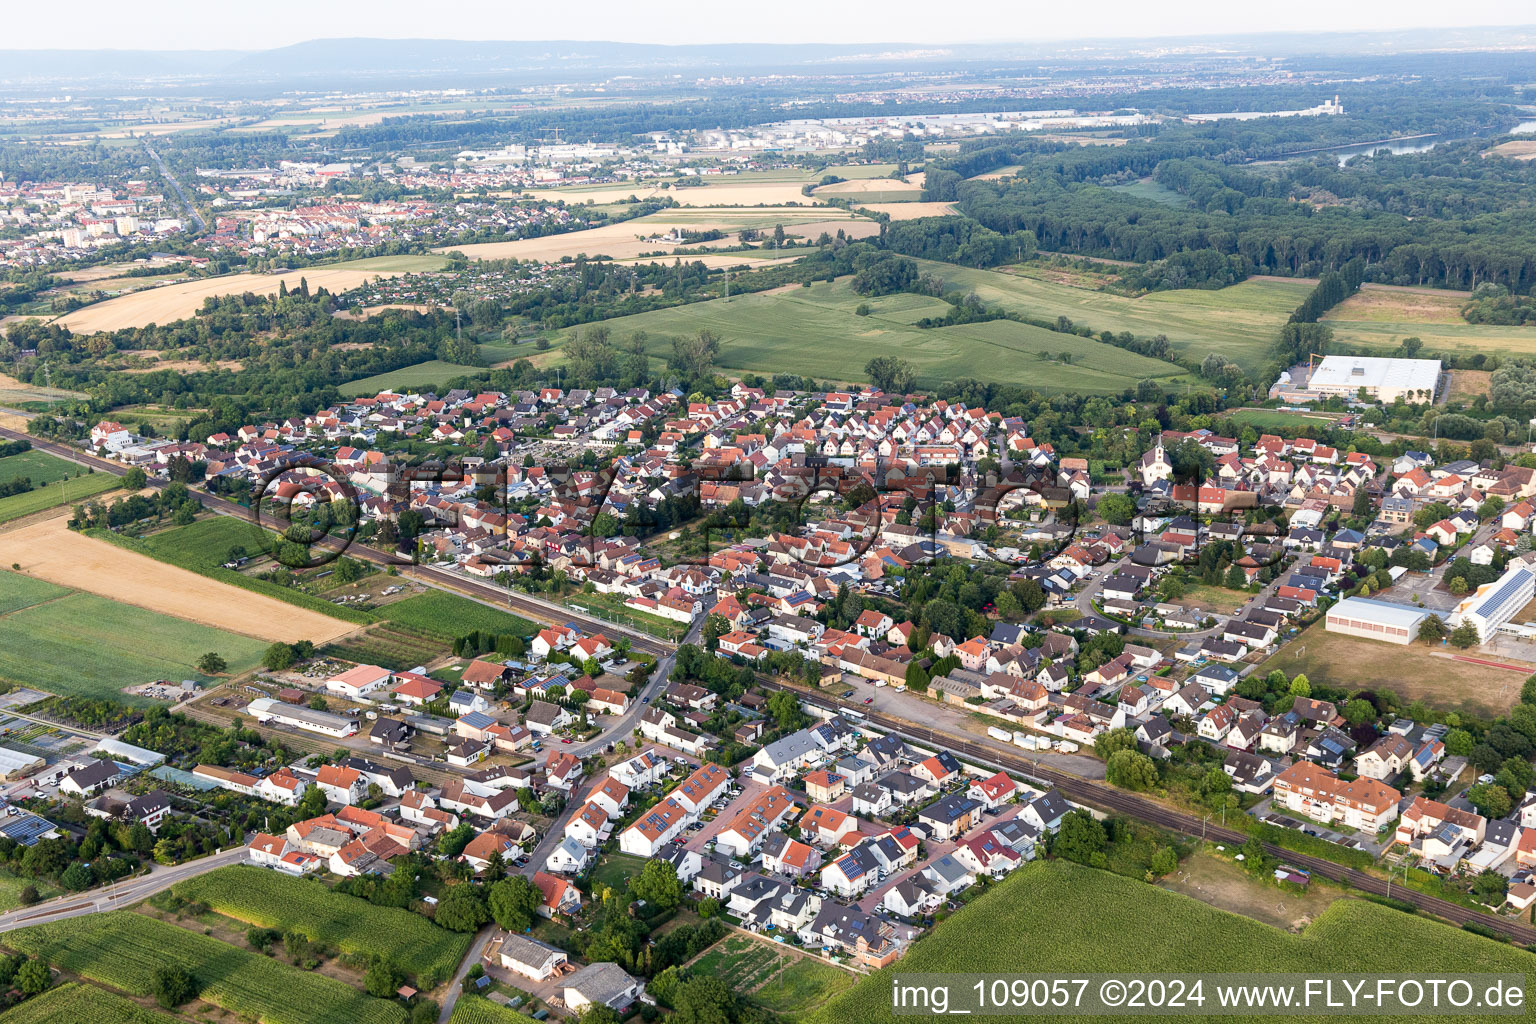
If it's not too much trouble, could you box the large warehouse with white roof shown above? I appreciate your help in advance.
[1306,356,1442,404]
[1325,596,1430,645]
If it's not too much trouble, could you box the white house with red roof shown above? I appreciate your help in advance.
[390,672,442,707]
[967,770,1018,810]
[325,664,392,699]
[570,634,613,662]
[316,764,365,805]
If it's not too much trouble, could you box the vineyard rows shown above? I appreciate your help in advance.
[173,866,471,981]
[3,911,407,1024]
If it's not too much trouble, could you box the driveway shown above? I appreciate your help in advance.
[682,777,770,855]
[854,802,1027,913]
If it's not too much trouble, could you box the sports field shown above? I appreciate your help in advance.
[1256,620,1521,717]
[814,860,1536,1024]
[552,277,1197,393]
[56,254,448,333]
[917,262,1315,374]
[0,451,118,523]
[0,517,356,643]
[0,570,267,698]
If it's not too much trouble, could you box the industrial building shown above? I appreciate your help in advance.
[1324,596,1430,645]
[245,697,359,738]
[1451,563,1536,641]
[1303,356,1442,404]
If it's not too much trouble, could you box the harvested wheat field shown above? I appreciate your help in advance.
[814,178,923,197]
[0,515,354,644]
[520,182,825,207]
[445,208,868,262]
[613,253,804,270]
[1485,140,1536,161]
[56,254,448,333]
[1322,285,1470,324]
[119,357,245,374]
[332,303,435,320]
[855,201,957,220]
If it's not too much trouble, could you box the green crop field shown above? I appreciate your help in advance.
[0,572,69,616]
[173,866,471,982]
[915,261,1315,375]
[140,515,272,568]
[553,277,1200,394]
[691,935,853,1018]
[340,359,490,397]
[381,590,536,640]
[0,576,267,699]
[2,911,406,1024]
[0,983,182,1024]
[447,994,540,1024]
[814,860,1536,1024]
[0,454,118,523]
[0,449,87,486]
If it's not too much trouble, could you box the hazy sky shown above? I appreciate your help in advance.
[7,0,1534,50]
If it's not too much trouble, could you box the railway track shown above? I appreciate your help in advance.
[19,429,1535,942]
[760,678,1536,946]
[0,428,672,656]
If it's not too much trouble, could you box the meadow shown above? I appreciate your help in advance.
[0,572,267,698]
[1323,317,1536,361]
[814,859,1536,1024]
[0,983,181,1024]
[552,277,1197,394]
[56,254,448,334]
[2,911,407,1024]
[380,590,536,639]
[173,866,472,982]
[917,261,1315,374]
[340,359,490,397]
[0,454,118,523]
[1225,408,1342,432]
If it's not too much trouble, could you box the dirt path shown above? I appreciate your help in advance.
[0,516,356,644]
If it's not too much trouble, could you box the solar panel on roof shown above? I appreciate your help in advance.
[1473,567,1534,620]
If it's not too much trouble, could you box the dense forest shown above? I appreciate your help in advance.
[921,113,1536,293]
